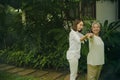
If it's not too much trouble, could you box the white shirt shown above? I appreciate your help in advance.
[87,35,105,65]
[66,29,84,60]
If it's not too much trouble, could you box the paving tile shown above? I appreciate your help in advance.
[64,74,69,80]
[0,63,66,80]
[17,69,36,76]
[56,75,66,80]
[64,73,87,80]
[40,71,63,80]
[0,65,15,71]
[7,67,25,73]
[0,64,8,68]
[29,70,48,77]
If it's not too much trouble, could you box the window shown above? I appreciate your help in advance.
[64,1,96,20]
[81,1,96,19]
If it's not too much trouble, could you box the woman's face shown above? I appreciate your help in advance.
[77,21,83,32]
[92,24,100,35]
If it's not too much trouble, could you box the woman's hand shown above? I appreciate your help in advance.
[80,33,93,41]
[85,33,93,38]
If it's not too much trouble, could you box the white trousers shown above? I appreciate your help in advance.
[68,58,78,80]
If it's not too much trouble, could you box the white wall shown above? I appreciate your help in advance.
[96,1,118,23]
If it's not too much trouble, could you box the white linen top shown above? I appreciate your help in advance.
[66,29,84,60]
[87,35,105,65]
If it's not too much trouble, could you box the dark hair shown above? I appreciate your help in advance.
[72,18,83,31]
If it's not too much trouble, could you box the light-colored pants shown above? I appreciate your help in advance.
[68,58,78,80]
[87,64,102,80]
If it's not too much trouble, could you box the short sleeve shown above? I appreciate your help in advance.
[69,30,81,43]
[72,32,81,43]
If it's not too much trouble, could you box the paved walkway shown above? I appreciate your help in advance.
[0,63,86,80]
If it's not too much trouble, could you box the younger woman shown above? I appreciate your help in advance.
[66,19,90,80]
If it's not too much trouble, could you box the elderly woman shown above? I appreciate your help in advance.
[87,21,105,80]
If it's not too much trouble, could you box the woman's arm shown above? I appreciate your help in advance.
[80,35,88,41]
[80,33,93,41]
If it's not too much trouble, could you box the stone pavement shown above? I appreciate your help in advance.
[0,63,86,80]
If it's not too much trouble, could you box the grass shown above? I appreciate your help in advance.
[0,71,38,80]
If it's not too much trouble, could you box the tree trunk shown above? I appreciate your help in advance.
[21,10,26,26]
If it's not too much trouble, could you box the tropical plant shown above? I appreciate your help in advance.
[0,0,120,75]
[100,20,120,61]
[99,20,120,80]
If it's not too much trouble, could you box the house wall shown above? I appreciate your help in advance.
[118,0,120,19]
[96,0,118,23]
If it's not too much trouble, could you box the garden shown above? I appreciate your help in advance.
[0,0,120,80]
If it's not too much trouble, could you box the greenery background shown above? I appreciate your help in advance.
[0,0,120,80]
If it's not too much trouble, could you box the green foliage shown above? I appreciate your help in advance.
[99,20,120,80]
[100,20,120,61]
[0,0,69,70]
[79,41,89,73]
[0,1,120,76]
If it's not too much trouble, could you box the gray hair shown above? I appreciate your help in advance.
[92,21,100,27]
